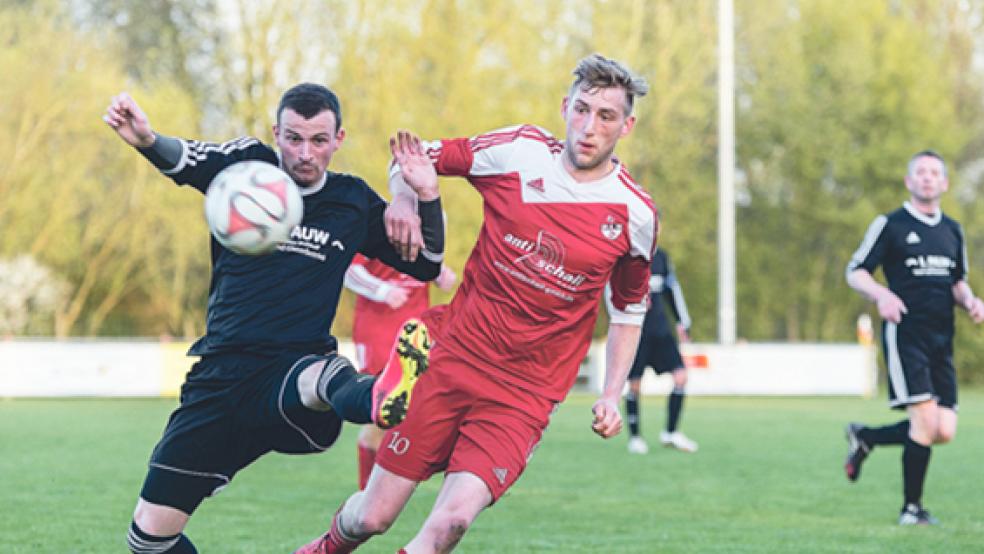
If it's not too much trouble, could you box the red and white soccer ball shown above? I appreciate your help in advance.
[204,161,304,255]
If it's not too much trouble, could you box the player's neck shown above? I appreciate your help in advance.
[561,151,617,183]
[908,196,940,217]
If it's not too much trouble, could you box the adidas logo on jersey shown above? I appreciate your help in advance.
[493,467,509,485]
[525,177,545,192]
[906,231,921,244]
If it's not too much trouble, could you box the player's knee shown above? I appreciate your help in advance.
[132,502,186,537]
[351,507,397,535]
[427,511,472,550]
[936,427,956,444]
[908,427,934,446]
[673,370,688,388]
[297,359,331,411]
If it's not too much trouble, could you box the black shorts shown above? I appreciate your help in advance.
[139,352,344,514]
[628,333,685,379]
[882,319,957,410]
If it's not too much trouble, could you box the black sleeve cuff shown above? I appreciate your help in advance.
[418,197,445,258]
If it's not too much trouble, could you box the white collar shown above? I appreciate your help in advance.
[298,172,327,196]
[556,152,622,186]
[903,201,942,226]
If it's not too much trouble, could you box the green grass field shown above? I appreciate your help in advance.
[3,392,983,553]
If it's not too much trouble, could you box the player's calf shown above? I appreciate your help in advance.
[294,501,386,554]
[309,354,375,424]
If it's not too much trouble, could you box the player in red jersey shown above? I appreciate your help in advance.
[296,53,657,554]
[345,255,457,489]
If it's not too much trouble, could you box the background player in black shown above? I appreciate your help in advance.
[103,84,443,553]
[844,150,984,525]
[624,248,697,454]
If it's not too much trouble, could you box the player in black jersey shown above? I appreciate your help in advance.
[844,150,984,525]
[103,84,445,553]
[624,248,697,454]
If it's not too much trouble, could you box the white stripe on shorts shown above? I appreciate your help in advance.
[885,322,908,402]
[885,322,935,408]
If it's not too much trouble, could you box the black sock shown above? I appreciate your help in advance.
[859,420,910,447]
[625,392,640,436]
[902,436,932,506]
[316,355,374,424]
[667,389,685,433]
[127,521,197,553]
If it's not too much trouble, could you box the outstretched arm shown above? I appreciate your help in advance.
[103,92,155,148]
[103,92,183,171]
[591,322,642,439]
[386,131,443,263]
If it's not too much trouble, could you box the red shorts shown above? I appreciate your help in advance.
[353,317,407,377]
[353,336,390,377]
[375,344,556,502]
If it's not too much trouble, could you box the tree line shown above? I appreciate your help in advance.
[3,0,983,382]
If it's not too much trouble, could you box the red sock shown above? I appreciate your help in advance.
[397,550,408,554]
[320,508,367,554]
[357,443,376,490]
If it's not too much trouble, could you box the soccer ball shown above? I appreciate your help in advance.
[204,161,304,255]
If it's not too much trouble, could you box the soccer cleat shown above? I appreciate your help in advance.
[844,422,870,482]
[627,436,650,455]
[371,319,431,429]
[898,503,939,526]
[294,507,361,554]
[660,431,698,453]
[293,533,330,554]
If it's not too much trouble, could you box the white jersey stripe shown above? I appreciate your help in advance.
[164,136,259,175]
[958,224,969,277]
[669,280,692,329]
[846,215,888,277]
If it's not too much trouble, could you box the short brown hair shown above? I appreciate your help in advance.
[569,54,649,115]
[907,149,947,178]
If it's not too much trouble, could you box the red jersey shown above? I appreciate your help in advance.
[346,253,430,373]
[395,125,658,401]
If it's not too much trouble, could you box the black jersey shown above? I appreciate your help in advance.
[847,202,968,323]
[640,249,691,337]
[158,136,440,357]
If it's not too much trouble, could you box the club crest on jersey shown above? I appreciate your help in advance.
[906,231,921,244]
[525,177,545,193]
[601,215,623,240]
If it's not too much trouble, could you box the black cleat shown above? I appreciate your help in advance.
[844,422,870,482]
[898,503,939,526]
